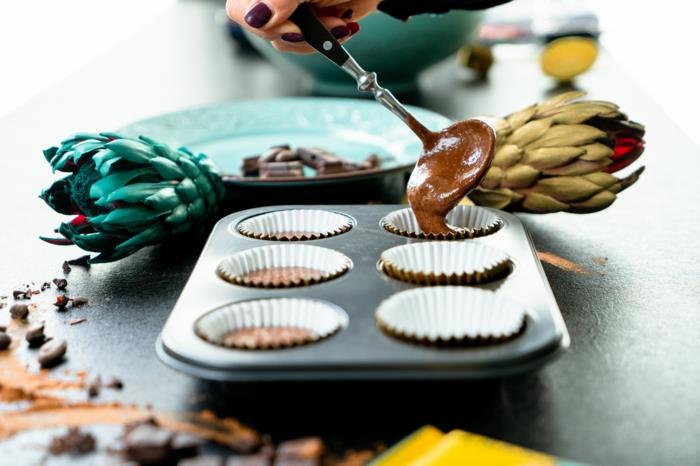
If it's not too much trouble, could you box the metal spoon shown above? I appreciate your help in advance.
[289,4,431,138]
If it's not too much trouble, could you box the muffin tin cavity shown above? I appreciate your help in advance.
[217,244,352,288]
[379,242,511,285]
[381,205,502,240]
[376,287,526,346]
[196,298,349,350]
[237,209,353,241]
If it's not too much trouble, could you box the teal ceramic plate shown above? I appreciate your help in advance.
[120,98,452,208]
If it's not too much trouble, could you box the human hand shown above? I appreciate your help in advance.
[226,0,380,53]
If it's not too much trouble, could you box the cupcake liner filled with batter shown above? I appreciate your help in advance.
[376,287,526,346]
[237,209,353,241]
[217,244,352,288]
[379,241,510,285]
[196,298,349,350]
[381,205,502,240]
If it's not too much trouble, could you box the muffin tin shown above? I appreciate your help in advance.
[156,205,569,381]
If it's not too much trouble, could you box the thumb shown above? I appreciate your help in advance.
[243,0,305,29]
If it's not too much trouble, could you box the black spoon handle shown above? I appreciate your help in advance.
[289,3,349,68]
[378,0,513,20]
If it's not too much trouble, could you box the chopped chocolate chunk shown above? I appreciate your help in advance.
[41,282,51,291]
[226,453,272,466]
[67,255,91,267]
[123,423,175,464]
[10,304,29,320]
[276,437,324,465]
[38,338,67,368]
[25,323,46,347]
[72,296,89,307]
[87,377,101,398]
[359,154,381,170]
[12,289,31,300]
[62,261,72,274]
[259,161,305,179]
[48,427,96,455]
[54,295,71,310]
[260,146,294,163]
[105,377,124,390]
[171,432,205,458]
[53,278,68,290]
[242,156,261,177]
[0,325,6,332]
[69,318,87,326]
[0,332,10,351]
[180,455,225,466]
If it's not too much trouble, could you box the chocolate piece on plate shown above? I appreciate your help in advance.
[10,303,29,320]
[53,278,68,290]
[0,332,11,351]
[259,161,305,179]
[242,156,261,177]
[123,423,175,464]
[260,146,294,163]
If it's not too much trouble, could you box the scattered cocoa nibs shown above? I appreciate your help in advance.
[10,303,29,320]
[41,282,51,291]
[276,437,324,464]
[69,318,87,326]
[0,332,11,351]
[0,302,5,309]
[25,323,46,347]
[12,289,32,300]
[67,255,91,268]
[38,338,67,368]
[54,295,71,310]
[87,377,101,398]
[120,421,202,464]
[105,377,124,390]
[0,324,6,332]
[62,261,72,274]
[71,296,89,307]
[53,278,68,290]
[48,427,96,455]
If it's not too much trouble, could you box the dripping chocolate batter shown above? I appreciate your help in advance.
[406,115,495,235]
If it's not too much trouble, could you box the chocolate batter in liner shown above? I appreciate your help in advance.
[381,205,503,240]
[216,244,352,288]
[375,287,526,347]
[237,209,353,241]
[379,242,511,286]
[195,298,349,350]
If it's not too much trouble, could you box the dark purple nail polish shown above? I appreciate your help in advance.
[341,9,354,19]
[331,25,350,39]
[244,2,272,28]
[281,32,305,43]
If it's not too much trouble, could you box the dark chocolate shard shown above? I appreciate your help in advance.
[259,161,305,179]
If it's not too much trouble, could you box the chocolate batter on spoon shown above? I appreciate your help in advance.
[406,116,495,235]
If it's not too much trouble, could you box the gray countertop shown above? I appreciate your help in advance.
[1,1,699,465]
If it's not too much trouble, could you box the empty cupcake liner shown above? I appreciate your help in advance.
[381,206,502,240]
[380,242,511,285]
[196,298,349,350]
[237,209,353,241]
[217,244,352,288]
[376,287,526,345]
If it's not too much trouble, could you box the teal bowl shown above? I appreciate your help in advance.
[245,12,482,96]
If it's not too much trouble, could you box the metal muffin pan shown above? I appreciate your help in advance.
[157,205,569,381]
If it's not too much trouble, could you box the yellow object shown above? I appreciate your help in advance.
[371,428,556,466]
[540,36,598,82]
[370,425,444,466]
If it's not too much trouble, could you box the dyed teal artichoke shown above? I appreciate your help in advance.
[40,133,225,263]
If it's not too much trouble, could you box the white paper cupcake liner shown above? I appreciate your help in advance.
[196,298,349,350]
[376,287,526,345]
[380,241,510,285]
[381,206,502,240]
[217,244,352,288]
[237,209,353,241]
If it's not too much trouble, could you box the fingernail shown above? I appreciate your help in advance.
[341,9,354,19]
[331,25,350,39]
[347,21,360,35]
[244,2,272,28]
[281,32,305,43]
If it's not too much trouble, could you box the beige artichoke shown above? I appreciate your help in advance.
[469,91,645,213]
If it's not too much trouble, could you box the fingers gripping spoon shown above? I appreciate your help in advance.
[289,4,496,235]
